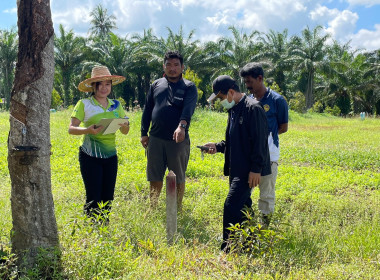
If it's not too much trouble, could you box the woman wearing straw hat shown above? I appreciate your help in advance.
[69,65,129,220]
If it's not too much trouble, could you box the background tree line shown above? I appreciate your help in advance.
[0,4,379,115]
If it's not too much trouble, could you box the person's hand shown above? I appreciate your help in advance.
[173,126,185,143]
[204,143,217,154]
[119,120,130,134]
[87,124,103,135]
[118,120,129,128]
[248,172,261,188]
[140,136,149,148]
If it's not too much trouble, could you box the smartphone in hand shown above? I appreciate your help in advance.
[196,145,210,152]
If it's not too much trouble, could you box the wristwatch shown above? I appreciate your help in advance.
[179,123,187,129]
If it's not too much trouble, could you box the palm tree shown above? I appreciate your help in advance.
[212,26,261,89]
[164,26,203,69]
[89,4,117,38]
[341,53,375,114]
[54,24,86,106]
[288,25,330,109]
[259,29,291,97]
[131,27,206,106]
[164,26,225,105]
[130,29,164,106]
[319,41,379,115]
[0,28,18,109]
[320,41,358,114]
[363,49,380,114]
[91,32,137,105]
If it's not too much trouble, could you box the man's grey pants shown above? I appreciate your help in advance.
[258,161,278,215]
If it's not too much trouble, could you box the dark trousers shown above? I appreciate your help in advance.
[221,176,252,250]
[79,148,118,216]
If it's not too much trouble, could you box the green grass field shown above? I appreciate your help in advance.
[0,109,379,279]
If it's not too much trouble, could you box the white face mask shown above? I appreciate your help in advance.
[220,98,235,109]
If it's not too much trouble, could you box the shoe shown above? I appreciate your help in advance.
[260,214,271,229]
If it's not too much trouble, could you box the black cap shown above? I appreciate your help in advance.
[207,75,237,102]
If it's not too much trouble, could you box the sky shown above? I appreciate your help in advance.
[1,0,380,51]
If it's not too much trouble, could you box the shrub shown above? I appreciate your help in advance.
[51,89,63,110]
[117,97,126,109]
[311,100,324,113]
[289,91,306,113]
[324,105,341,116]
[266,80,287,101]
[225,207,284,258]
[0,245,18,280]
[183,68,204,101]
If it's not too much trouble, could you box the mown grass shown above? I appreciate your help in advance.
[0,109,379,279]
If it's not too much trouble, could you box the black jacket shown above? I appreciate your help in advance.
[141,77,198,140]
[215,95,271,179]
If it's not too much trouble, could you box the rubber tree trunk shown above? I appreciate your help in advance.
[7,0,59,269]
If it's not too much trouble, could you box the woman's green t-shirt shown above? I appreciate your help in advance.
[71,96,126,158]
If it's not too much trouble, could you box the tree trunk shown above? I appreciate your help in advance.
[137,74,145,107]
[7,0,59,269]
[305,69,314,109]
[5,66,11,110]
[62,68,71,107]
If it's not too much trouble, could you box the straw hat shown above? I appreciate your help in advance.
[78,65,126,92]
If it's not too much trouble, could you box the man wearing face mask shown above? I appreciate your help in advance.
[202,75,271,251]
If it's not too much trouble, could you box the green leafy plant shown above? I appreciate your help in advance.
[226,207,284,258]
[289,91,306,113]
[311,100,324,113]
[183,68,204,101]
[51,89,63,110]
[324,105,341,116]
[0,245,18,280]
[25,247,65,280]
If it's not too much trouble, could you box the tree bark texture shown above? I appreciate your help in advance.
[8,0,59,267]
[306,69,314,109]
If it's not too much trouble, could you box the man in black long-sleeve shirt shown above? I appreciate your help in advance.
[203,75,271,251]
[140,51,198,209]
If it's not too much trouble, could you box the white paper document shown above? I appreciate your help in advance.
[95,117,129,135]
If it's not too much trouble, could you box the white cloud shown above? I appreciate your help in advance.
[197,33,223,43]
[53,7,91,29]
[115,0,210,36]
[238,11,262,31]
[206,10,232,27]
[49,0,310,39]
[310,5,337,21]
[201,0,309,35]
[252,0,307,21]
[346,0,380,7]
[326,10,358,40]
[3,8,17,14]
[178,0,233,10]
[310,5,358,44]
[350,24,380,51]
[174,0,308,23]
[239,0,308,34]
[309,4,380,51]
[46,0,380,50]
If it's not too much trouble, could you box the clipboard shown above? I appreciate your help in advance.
[94,117,129,135]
